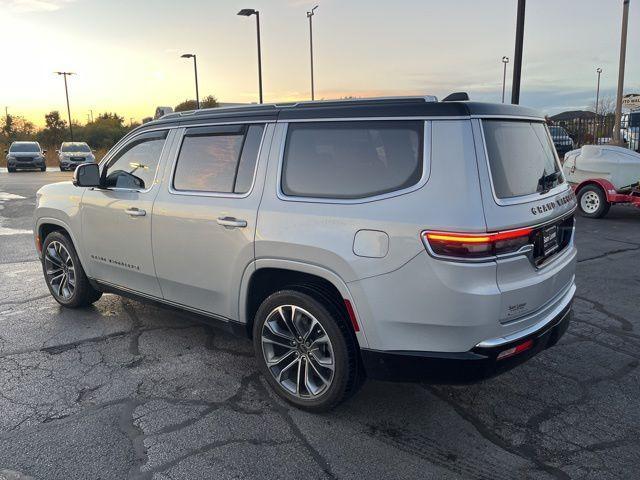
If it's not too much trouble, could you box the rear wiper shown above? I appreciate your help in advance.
[537,171,560,194]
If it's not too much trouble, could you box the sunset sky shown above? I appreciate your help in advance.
[1,0,638,126]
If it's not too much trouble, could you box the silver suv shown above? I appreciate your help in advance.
[34,96,577,411]
[57,142,95,171]
[6,141,47,172]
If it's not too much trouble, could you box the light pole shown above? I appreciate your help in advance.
[613,0,630,145]
[181,53,200,109]
[238,9,263,104]
[594,67,602,143]
[307,5,318,100]
[501,56,509,103]
[55,71,75,141]
[511,0,526,104]
[89,109,94,122]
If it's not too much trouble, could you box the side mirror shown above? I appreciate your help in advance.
[4,150,7,154]
[42,150,47,154]
[73,163,101,188]
[56,149,60,153]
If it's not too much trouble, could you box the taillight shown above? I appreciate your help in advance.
[422,227,532,260]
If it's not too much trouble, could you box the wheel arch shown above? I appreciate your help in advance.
[574,178,618,202]
[36,218,86,266]
[239,259,368,348]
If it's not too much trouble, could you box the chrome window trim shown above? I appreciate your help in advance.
[477,118,571,206]
[167,123,268,199]
[276,120,432,205]
[97,128,174,194]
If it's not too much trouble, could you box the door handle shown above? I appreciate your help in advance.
[216,216,247,228]
[125,207,146,217]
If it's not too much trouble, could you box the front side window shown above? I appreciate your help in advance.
[173,124,264,194]
[282,121,423,199]
[483,120,562,199]
[104,131,167,190]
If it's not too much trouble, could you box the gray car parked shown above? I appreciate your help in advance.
[34,96,577,411]
[5,141,47,172]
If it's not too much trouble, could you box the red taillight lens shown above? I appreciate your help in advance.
[422,227,532,260]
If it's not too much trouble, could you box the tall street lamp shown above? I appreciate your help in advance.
[55,71,75,140]
[501,56,509,103]
[594,67,602,143]
[181,53,200,109]
[307,5,318,101]
[238,8,263,104]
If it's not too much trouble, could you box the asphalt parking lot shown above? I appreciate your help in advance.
[0,172,638,480]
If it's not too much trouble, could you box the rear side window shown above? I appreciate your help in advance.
[173,124,264,193]
[483,121,562,199]
[282,121,423,199]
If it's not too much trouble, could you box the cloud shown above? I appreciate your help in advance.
[1,0,75,13]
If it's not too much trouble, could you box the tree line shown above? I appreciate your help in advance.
[1,111,138,150]
[1,95,218,150]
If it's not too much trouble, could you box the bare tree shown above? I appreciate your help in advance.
[591,96,616,116]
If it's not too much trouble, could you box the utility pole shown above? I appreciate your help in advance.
[307,5,318,100]
[511,0,526,104]
[613,0,630,145]
[55,72,75,141]
[89,109,94,122]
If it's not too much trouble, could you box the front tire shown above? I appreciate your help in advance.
[578,185,610,218]
[40,166,46,172]
[42,231,102,308]
[7,167,16,173]
[253,289,361,412]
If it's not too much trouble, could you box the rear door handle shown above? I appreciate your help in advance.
[125,207,146,217]
[216,216,247,228]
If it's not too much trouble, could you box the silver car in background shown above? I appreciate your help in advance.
[34,96,577,411]
[57,142,95,171]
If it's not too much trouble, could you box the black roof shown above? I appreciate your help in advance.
[138,97,543,132]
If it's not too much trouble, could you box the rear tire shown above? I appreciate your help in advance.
[41,231,102,308]
[577,185,610,218]
[253,289,361,412]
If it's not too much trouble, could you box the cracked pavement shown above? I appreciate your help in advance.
[0,172,639,479]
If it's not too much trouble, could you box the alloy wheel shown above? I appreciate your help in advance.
[261,305,335,398]
[44,240,76,300]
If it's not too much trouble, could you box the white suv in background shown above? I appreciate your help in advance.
[34,95,577,411]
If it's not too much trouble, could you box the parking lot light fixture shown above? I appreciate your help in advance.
[181,53,200,109]
[501,56,509,103]
[307,5,318,101]
[595,68,602,142]
[55,71,75,141]
[237,8,263,104]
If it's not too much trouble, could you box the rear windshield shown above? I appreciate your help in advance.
[61,143,91,152]
[10,143,40,153]
[483,120,562,199]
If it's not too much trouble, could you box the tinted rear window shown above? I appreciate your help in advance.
[282,121,423,199]
[483,120,562,199]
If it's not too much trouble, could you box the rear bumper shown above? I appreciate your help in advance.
[361,302,571,383]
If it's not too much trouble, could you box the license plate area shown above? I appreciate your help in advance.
[532,214,574,266]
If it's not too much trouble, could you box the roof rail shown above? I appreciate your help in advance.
[158,95,440,121]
